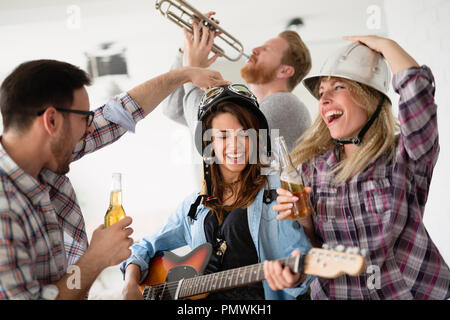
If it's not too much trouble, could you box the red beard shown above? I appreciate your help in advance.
[240,55,278,85]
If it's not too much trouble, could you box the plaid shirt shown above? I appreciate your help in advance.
[302,66,450,300]
[0,93,144,299]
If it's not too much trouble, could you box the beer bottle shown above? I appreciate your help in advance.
[276,136,311,218]
[104,173,126,227]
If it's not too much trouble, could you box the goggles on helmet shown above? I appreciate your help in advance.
[198,84,258,121]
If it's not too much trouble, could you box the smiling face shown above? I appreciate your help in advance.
[240,37,288,84]
[318,77,369,140]
[211,112,251,182]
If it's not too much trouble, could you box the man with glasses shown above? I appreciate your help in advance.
[0,59,227,299]
[162,15,313,152]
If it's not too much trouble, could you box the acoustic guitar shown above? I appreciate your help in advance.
[139,243,366,300]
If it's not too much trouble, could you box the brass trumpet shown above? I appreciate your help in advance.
[155,0,250,62]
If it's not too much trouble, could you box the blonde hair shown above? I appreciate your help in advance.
[291,77,399,184]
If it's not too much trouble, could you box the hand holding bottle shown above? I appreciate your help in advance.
[275,136,311,218]
[273,187,312,221]
[274,187,319,247]
[86,216,134,270]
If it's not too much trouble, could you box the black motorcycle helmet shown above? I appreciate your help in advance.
[194,83,271,158]
[187,84,272,220]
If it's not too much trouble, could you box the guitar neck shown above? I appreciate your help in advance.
[178,255,300,299]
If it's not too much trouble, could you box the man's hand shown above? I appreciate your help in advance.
[263,250,306,291]
[86,216,134,270]
[182,11,221,68]
[184,66,230,90]
[54,217,134,299]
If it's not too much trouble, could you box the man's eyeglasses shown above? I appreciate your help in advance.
[198,84,258,120]
[37,107,95,127]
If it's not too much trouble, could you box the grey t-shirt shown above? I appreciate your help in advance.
[161,53,312,151]
[259,92,311,151]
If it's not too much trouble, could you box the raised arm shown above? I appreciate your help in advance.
[72,66,228,161]
[128,66,227,117]
[162,11,222,126]
[161,53,188,126]
[344,36,438,164]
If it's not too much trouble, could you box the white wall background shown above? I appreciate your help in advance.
[0,0,448,299]
[384,0,450,270]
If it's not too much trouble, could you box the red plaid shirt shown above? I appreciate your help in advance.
[0,93,144,299]
[302,66,449,299]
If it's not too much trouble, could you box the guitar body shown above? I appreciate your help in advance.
[139,243,212,300]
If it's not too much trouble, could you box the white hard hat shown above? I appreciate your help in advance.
[303,42,391,103]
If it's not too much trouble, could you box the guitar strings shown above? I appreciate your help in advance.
[143,257,294,300]
[144,263,265,299]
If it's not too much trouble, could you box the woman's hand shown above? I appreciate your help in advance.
[273,187,318,247]
[343,35,391,54]
[122,281,144,300]
[273,187,312,220]
[264,250,306,291]
[343,35,419,74]
[122,264,144,300]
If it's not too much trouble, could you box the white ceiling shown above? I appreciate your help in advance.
[0,0,388,45]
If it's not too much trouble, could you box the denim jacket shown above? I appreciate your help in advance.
[120,174,314,300]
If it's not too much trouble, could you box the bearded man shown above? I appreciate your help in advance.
[162,15,312,151]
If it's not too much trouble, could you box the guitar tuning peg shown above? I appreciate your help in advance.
[322,244,330,250]
[345,247,360,255]
[335,245,345,252]
[360,249,368,257]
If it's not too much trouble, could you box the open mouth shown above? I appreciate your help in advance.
[324,110,343,124]
[247,55,256,64]
[225,152,246,164]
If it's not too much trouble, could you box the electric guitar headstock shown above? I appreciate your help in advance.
[303,245,367,278]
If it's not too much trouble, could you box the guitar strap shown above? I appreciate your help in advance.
[187,185,277,221]
[187,193,203,222]
[188,180,278,273]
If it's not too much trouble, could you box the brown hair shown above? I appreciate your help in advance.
[202,101,268,224]
[0,59,91,132]
[278,30,312,91]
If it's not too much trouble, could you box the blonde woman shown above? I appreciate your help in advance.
[264,36,450,300]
